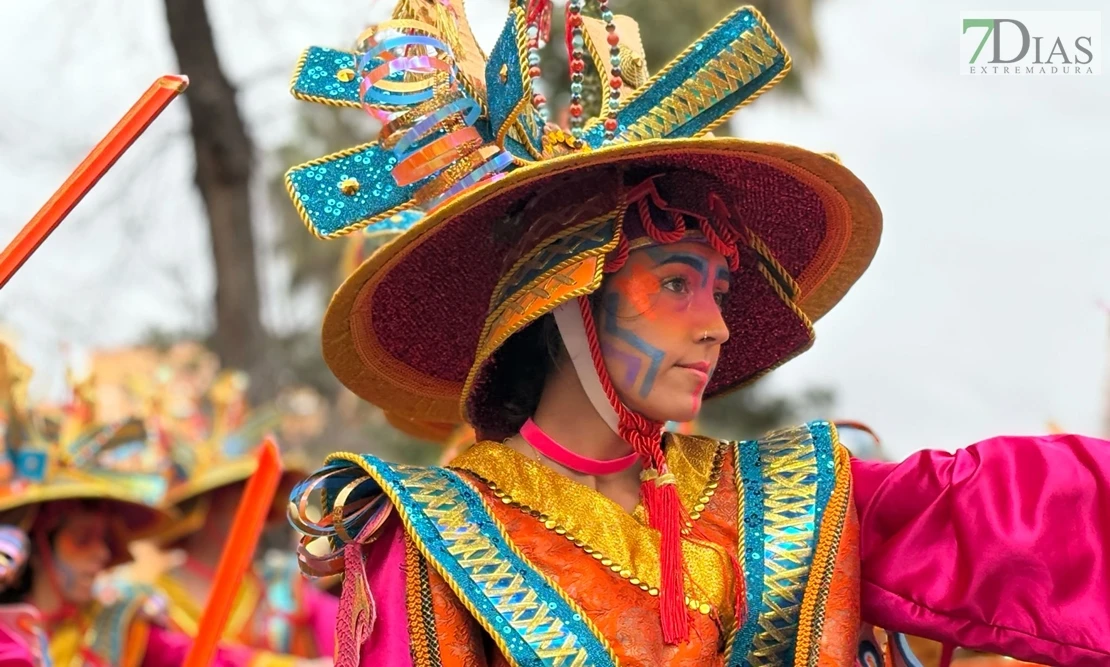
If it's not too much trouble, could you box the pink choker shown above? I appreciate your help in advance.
[519,418,640,476]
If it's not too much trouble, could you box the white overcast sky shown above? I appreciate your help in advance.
[0,0,1107,459]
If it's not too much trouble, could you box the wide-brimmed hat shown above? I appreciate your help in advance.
[151,370,312,544]
[162,371,310,507]
[286,4,881,427]
[1,348,175,566]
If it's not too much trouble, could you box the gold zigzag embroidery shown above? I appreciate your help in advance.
[623,25,782,142]
[403,469,593,665]
[748,427,819,665]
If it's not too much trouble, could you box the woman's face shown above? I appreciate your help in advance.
[596,241,731,423]
[43,507,112,605]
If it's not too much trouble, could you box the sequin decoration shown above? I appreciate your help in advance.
[368,210,424,238]
[485,8,544,159]
[291,46,364,107]
[327,453,620,666]
[580,7,788,148]
[285,143,416,239]
[731,436,767,667]
[729,421,835,667]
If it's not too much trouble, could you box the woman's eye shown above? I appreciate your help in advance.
[714,291,729,307]
[662,277,688,293]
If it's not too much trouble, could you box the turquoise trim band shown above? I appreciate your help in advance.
[729,421,834,666]
[353,456,616,667]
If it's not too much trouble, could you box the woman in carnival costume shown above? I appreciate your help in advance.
[0,345,315,667]
[284,0,1110,664]
[148,370,337,661]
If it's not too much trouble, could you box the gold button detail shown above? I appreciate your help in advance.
[499,64,508,83]
[698,603,712,615]
[336,68,356,83]
[648,588,659,597]
[619,569,631,579]
[339,178,360,195]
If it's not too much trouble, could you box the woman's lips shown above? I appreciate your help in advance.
[676,361,711,383]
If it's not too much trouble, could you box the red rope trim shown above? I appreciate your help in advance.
[604,232,630,274]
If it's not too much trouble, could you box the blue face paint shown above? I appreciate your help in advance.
[601,292,666,398]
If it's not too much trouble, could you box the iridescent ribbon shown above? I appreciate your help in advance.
[354,21,513,210]
[289,466,393,578]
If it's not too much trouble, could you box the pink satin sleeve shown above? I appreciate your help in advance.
[302,579,339,657]
[142,624,262,667]
[853,432,1110,665]
[358,516,413,667]
[0,622,35,667]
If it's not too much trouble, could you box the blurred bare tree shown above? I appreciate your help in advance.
[162,0,274,403]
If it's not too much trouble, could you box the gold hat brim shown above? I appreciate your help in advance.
[0,481,177,565]
[163,459,310,508]
[323,137,881,424]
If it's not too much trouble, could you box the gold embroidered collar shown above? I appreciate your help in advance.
[451,433,732,620]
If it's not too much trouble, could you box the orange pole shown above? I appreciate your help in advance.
[183,437,284,667]
[0,75,188,289]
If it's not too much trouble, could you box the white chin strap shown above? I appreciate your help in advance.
[552,299,621,436]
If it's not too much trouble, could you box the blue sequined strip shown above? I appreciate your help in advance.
[285,144,418,238]
[484,9,544,160]
[730,438,768,666]
[292,47,362,106]
[808,421,836,528]
[729,422,830,667]
[356,456,616,667]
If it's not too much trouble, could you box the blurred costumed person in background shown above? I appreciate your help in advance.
[283,0,1110,663]
[145,369,337,661]
[0,344,312,667]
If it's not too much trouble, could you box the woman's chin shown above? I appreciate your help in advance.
[619,388,701,425]
[639,402,699,426]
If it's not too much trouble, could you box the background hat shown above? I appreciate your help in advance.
[0,345,175,565]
